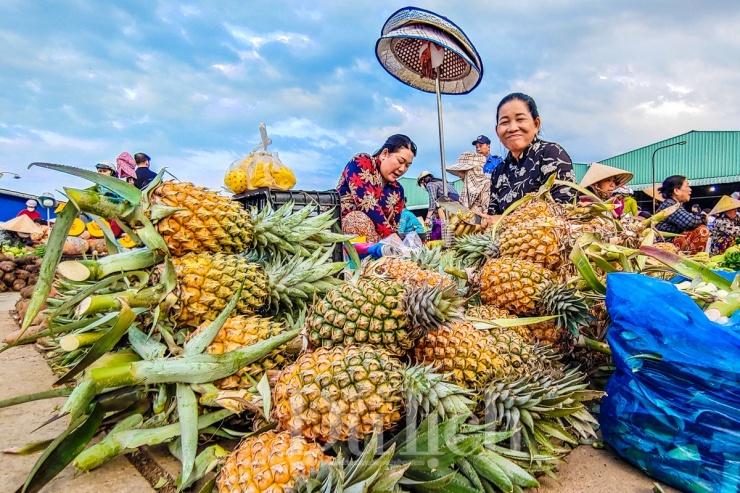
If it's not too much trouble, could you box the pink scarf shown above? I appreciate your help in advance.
[116,152,137,180]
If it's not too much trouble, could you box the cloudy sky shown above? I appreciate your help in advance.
[1,0,739,199]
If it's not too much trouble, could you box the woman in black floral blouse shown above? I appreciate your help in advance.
[480,93,576,228]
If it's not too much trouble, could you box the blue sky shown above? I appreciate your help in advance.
[1,1,739,200]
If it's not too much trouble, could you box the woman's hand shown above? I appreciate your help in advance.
[478,213,501,230]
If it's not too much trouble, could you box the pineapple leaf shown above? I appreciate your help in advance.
[29,161,142,204]
[184,279,245,356]
[639,245,732,291]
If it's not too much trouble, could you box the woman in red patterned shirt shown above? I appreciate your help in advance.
[337,134,417,242]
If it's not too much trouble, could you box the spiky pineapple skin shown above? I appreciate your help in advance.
[272,345,404,443]
[412,321,504,389]
[479,256,554,316]
[216,430,329,493]
[305,278,424,356]
[497,216,567,269]
[171,253,268,328]
[189,315,295,389]
[362,256,455,290]
[151,181,255,256]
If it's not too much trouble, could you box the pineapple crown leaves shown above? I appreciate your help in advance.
[452,231,497,269]
[404,283,465,332]
[534,281,591,339]
[293,433,410,493]
[482,366,602,454]
[402,364,475,422]
[262,247,346,315]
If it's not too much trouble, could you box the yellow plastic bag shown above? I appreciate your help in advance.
[222,123,296,194]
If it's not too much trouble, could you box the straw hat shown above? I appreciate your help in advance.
[0,215,43,235]
[642,184,665,202]
[579,163,633,189]
[709,195,740,216]
[446,152,486,178]
[417,170,433,186]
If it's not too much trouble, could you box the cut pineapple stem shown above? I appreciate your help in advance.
[57,249,162,282]
[75,287,167,317]
[90,328,299,388]
[59,332,105,352]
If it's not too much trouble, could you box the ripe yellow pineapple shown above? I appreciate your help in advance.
[216,430,329,493]
[479,256,555,315]
[151,181,255,256]
[272,345,404,443]
[479,257,589,350]
[305,277,463,356]
[361,256,456,290]
[412,321,504,389]
[496,197,569,270]
[189,315,298,389]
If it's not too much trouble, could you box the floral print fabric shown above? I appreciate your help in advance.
[487,136,576,215]
[337,153,405,239]
[709,214,740,255]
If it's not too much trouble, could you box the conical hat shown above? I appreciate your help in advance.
[579,163,633,189]
[0,215,43,235]
[709,195,740,216]
[642,184,665,202]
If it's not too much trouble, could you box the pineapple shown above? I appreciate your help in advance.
[272,345,405,443]
[216,430,329,493]
[64,181,347,258]
[361,255,456,290]
[188,315,299,389]
[306,277,463,356]
[496,215,568,269]
[453,231,499,269]
[76,249,345,329]
[412,320,504,388]
[479,257,590,350]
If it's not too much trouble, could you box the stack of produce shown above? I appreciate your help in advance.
[0,167,616,492]
[0,251,42,292]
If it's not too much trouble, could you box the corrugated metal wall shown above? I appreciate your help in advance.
[576,131,740,189]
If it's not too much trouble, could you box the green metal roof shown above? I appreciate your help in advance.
[574,131,740,190]
[399,177,463,210]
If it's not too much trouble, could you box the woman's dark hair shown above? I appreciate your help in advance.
[373,134,417,157]
[658,175,686,200]
[496,93,539,123]
[134,153,151,165]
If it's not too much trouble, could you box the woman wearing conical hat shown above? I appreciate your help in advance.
[579,162,634,218]
[446,151,490,215]
[708,195,740,255]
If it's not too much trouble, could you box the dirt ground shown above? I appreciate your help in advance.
[0,291,679,492]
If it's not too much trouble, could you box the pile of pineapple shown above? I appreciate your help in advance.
[3,169,683,492]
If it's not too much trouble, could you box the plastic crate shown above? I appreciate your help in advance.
[233,187,343,262]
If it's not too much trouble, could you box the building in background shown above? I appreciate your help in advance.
[574,131,740,213]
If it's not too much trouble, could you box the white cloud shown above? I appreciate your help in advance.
[635,99,704,117]
[667,83,693,96]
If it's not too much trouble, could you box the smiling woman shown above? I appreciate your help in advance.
[480,92,577,228]
[336,134,416,243]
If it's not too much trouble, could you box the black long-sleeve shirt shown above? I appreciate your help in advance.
[487,136,576,215]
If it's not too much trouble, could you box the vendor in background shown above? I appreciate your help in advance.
[613,186,639,218]
[578,162,634,217]
[95,161,117,177]
[417,170,459,227]
[655,175,709,254]
[471,135,502,177]
[446,151,491,215]
[707,195,740,255]
[16,200,42,222]
[337,134,416,243]
[480,93,576,228]
[398,208,424,235]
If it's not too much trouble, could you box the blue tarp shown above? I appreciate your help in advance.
[600,273,740,493]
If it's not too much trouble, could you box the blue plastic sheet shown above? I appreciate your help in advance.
[600,273,740,493]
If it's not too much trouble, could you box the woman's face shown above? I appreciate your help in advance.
[379,147,414,182]
[496,100,541,156]
[727,209,738,219]
[673,180,692,203]
[97,168,113,176]
[595,177,617,196]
